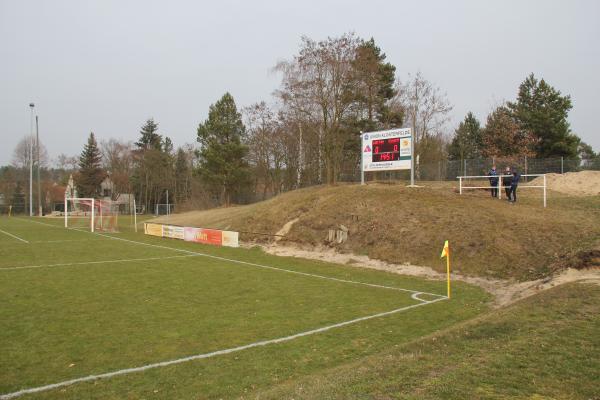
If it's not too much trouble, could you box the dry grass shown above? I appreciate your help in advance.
[154,182,600,281]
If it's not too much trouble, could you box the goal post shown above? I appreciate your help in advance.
[64,197,137,232]
[457,174,547,207]
[64,197,95,231]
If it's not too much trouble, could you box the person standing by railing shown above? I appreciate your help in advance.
[502,166,513,201]
[488,165,499,198]
[509,169,521,203]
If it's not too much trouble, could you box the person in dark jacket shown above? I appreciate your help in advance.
[502,166,512,200]
[510,169,521,203]
[488,165,499,198]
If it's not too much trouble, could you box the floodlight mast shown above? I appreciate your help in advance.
[36,115,41,216]
[29,103,35,216]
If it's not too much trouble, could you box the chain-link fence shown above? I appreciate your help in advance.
[337,156,599,183]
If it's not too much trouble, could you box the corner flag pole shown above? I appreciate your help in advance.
[446,247,451,299]
[441,240,451,299]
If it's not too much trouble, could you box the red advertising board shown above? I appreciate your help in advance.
[184,227,223,246]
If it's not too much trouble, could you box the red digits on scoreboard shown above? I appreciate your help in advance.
[370,137,402,163]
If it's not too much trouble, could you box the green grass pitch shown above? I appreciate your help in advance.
[0,216,489,399]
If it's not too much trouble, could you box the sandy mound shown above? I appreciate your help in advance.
[530,171,600,196]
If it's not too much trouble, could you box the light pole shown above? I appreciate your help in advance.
[29,103,35,216]
[36,115,42,216]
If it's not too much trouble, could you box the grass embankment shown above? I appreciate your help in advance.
[155,183,600,281]
[257,281,600,400]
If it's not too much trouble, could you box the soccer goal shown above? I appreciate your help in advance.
[154,203,174,216]
[457,174,547,207]
[65,197,138,232]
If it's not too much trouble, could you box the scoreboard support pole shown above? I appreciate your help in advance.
[410,128,415,186]
[360,131,365,185]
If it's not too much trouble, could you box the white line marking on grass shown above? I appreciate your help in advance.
[29,239,109,243]
[411,292,430,303]
[94,233,447,298]
[0,228,29,243]
[0,254,200,271]
[17,217,446,299]
[0,296,447,399]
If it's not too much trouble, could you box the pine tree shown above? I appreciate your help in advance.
[352,38,402,131]
[162,137,174,154]
[507,74,579,158]
[136,118,162,151]
[76,132,105,197]
[448,112,483,160]
[481,106,535,158]
[12,180,25,213]
[196,93,250,206]
[578,142,596,160]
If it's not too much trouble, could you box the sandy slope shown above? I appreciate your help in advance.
[531,170,600,196]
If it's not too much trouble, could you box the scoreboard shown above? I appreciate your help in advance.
[372,138,401,162]
[361,128,412,172]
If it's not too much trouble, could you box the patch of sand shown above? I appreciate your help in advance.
[257,242,600,308]
[274,217,299,243]
[530,170,600,196]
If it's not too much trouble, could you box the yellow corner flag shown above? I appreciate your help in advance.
[440,240,451,299]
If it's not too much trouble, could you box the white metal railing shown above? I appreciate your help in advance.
[457,174,547,208]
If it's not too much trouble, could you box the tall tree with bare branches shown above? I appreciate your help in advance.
[394,72,453,149]
[275,33,361,184]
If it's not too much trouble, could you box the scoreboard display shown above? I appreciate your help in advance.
[372,138,401,162]
[361,128,412,172]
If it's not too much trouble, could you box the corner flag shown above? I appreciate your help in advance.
[440,240,451,299]
[440,240,449,258]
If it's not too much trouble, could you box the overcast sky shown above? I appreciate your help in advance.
[1,0,599,165]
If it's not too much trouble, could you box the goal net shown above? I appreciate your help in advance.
[154,203,174,216]
[65,197,138,232]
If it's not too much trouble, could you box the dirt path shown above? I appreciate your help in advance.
[255,242,600,308]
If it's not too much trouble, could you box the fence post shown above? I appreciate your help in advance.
[463,159,467,176]
[561,157,564,174]
[543,174,547,208]
[459,177,462,195]
[497,178,501,199]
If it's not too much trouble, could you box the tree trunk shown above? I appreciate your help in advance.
[297,123,303,188]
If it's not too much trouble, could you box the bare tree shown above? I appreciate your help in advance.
[174,144,196,205]
[101,139,134,200]
[244,102,287,199]
[394,72,453,148]
[275,33,361,184]
[12,135,48,169]
[55,154,79,171]
[274,60,318,187]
